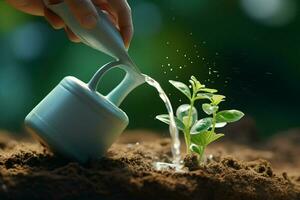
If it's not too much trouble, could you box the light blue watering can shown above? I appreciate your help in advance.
[24,1,145,163]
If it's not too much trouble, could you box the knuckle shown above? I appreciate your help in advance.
[126,4,131,13]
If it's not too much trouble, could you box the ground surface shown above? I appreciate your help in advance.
[0,121,299,200]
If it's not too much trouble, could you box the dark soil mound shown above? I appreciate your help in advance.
[0,131,299,200]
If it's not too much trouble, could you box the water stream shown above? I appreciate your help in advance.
[144,75,183,170]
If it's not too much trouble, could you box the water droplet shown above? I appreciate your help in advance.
[190,32,193,35]
[164,71,167,74]
[184,54,187,57]
[216,52,219,55]
[170,68,173,71]
[176,49,179,52]
[190,61,193,64]
[202,57,205,60]
[175,76,178,79]
[167,63,171,66]
[179,66,182,69]
[161,64,164,67]
[166,41,170,45]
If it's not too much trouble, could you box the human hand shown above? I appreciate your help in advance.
[6,0,133,48]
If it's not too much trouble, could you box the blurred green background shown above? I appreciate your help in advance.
[0,0,299,138]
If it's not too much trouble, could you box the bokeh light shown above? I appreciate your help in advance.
[11,22,47,61]
[0,63,32,124]
[133,1,162,37]
[241,0,297,26]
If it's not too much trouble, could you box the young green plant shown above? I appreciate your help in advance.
[156,76,244,161]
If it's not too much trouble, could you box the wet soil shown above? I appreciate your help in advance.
[0,124,299,200]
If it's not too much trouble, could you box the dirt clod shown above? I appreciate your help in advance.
[183,153,200,171]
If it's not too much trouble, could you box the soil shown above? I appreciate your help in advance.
[0,120,300,200]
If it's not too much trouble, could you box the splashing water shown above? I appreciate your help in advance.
[144,75,181,167]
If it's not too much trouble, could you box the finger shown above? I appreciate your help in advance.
[5,0,44,16]
[64,26,81,43]
[107,0,133,48]
[44,8,65,29]
[65,0,98,29]
[92,0,118,25]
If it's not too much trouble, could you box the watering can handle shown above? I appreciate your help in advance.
[88,61,145,107]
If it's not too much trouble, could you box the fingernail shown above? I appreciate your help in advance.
[81,15,97,29]
[122,32,131,49]
[125,42,130,49]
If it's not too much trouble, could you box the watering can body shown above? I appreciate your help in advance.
[25,1,145,162]
[25,76,129,163]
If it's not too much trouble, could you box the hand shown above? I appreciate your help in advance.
[5,0,133,48]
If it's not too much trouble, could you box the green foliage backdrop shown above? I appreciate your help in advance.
[0,0,299,137]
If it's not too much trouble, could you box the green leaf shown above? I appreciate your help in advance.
[206,133,224,144]
[169,80,191,100]
[190,76,205,90]
[190,144,204,155]
[155,114,185,130]
[199,88,218,93]
[176,104,198,127]
[189,80,196,92]
[195,93,213,100]
[211,95,226,105]
[191,131,211,146]
[202,103,219,115]
[191,132,224,146]
[215,122,227,128]
[216,110,244,123]
[190,117,212,134]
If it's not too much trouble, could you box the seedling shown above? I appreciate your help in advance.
[156,76,244,161]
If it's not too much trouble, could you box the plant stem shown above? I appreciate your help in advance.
[184,93,196,154]
[198,145,206,162]
[183,130,190,154]
[211,111,216,133]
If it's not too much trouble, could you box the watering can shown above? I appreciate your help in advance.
[24,1,145,163]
